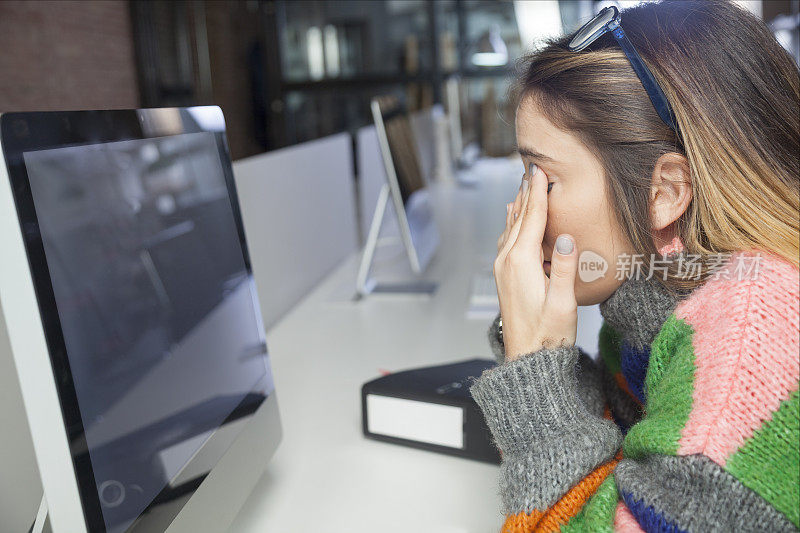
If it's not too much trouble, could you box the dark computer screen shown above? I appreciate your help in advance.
[10,116,273,532]
[374,96,426,205]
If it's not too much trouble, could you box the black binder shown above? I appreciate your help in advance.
[360,358,501,464]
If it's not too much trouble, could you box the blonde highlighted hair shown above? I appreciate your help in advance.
[509,0,799,295]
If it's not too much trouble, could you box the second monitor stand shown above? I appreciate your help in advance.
[355,183,438,298]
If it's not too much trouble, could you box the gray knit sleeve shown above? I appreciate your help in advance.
[469,344,623,516]
[486,311,606,419]
[575,348,606,419]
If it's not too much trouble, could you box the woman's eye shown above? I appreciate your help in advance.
[547,182,554,194]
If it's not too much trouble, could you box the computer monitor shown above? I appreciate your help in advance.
[356,96,440,295]
[0,107,281,532]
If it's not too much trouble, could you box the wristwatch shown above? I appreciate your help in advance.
[498,316,503,343]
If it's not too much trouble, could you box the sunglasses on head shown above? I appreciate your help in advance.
[568,5,680,134]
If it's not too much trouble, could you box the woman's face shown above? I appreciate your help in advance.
[514,95,634,305]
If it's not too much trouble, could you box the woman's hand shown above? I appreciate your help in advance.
[494,164,579,362]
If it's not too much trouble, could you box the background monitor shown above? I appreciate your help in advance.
[365,96,440,279]
[0,107,281,532]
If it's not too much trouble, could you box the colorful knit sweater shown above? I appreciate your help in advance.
[469,241,800,532]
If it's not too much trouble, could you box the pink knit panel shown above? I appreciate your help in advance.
[675,249,800,465]
[614,501,647,532]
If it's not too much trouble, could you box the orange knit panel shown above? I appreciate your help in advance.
[500,450,623,533]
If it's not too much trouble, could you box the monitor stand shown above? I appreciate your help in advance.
[29,494,49,533]
[355,183,438,297]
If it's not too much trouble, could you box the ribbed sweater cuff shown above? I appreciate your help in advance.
[469,344,595,454]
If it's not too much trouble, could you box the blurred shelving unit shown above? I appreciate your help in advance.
[266,0,603,157]
[129,0,798,160]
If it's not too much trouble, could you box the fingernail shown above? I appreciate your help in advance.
[556,235,573,255]
[522,179,529,194]
[506,203,511,214]
[529,163,538,177]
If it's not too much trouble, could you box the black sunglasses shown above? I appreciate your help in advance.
[568,5,680,134]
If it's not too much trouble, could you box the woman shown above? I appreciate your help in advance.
[469,0,799,531]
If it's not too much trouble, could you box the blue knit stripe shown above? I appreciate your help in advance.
[620,491,688,533]
[620,341,649,404]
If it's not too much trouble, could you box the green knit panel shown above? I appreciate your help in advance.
[725,388,800,528]
[623,314,696,458]
[598,321,622,375]
[559,474,619,533]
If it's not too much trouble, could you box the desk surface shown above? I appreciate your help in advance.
[227,158,563,533]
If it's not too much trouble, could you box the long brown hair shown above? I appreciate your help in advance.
[509,0,799,296]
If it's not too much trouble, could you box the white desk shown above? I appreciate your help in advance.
[228,157,601,533]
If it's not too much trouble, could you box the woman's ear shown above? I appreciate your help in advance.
[649,152,692,241]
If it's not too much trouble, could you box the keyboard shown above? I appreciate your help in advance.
[467,271,499,319]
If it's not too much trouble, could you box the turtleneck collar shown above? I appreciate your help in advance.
[597,236,694,351]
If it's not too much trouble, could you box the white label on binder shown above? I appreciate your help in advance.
[366,394,465,449]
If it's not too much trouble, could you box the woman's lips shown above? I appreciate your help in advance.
[543,260,551,276]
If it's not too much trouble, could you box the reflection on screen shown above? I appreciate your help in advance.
[23,132,273,533]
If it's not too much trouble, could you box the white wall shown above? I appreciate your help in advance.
[233,132,359,331]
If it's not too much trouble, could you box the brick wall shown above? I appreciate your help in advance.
[204,1,266,160]
[0,0,140,111]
